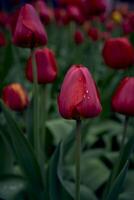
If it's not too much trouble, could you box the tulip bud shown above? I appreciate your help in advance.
[102,37,134,69]
[122,19,133,35]
[13,4,48,48]
[112,77,134,116]
[26,48,57,84]
[74,30,84,45]
[35,1,53,25]
[67,6,84,24]
[58,64,102,119]
[0,32,6,47]
[88,27,100,41]
[2,83,29,111]
[54,8,70,26]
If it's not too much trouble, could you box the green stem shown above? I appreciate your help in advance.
[31,50,40,158]
[75,119,82,200]
[121,116,129,150]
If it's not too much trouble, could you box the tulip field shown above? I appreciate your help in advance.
[0,0,134,200]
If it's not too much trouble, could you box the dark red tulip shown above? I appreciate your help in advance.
[26,48,57,84]
[101,31,110,41]
[88,27,100,41]
[112,77,134,116]
[13,4,48,48]
[2,83,29,111]
[102,37,134,69]
[54,8,70,26]
[74,30,84,45]
[0,32,6,47]
[35,1,53,25]
[84,0,107,16]
[105,20,115,32]
[67,6,84,24]
[58,64,102,119]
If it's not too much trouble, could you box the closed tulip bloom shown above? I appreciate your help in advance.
[88,27,100,41]
[13,4,47,48]
[2,83,29,111]
[86,0,107,16]
[26,48,57,84]
[74,30,84,45]
[67,6,84,24]
[35,1,53,25]
[102,37,134,69]
[58,64,102,119]
[112,77,134,116]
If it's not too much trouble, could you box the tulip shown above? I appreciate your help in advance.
[122,19,133,35]
[102,37,134,69]
[35,1,53,25]
[0,32,6,47]
[88,27,100,41]
[67,6,84,24]
[112,77,134,116]
[58,64,102,119]
[54,8,70,26]
[112,11,122,24]
[74,30,84,45]
[86,0,107,16]
[2,83,29,111]
[26,48,57,84]
[13,4,47,48]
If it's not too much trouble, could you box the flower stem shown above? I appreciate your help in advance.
[75,119,82,200]
[31,50,40,158]
[121,116,129,149]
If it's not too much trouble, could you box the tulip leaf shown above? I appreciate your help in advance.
[48,144,72,200]
[104,161,128,200]
[0,100,44,193]
[0,175,27,200]
[103,134,134,199]
[57,132,98,200]
[48,144,62,200]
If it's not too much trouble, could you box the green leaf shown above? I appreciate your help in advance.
[46,119,74,145]
[0,134,14,175]
[103,134,134,199]
[0,175,27,200]
[57,132,98,200]
[0,100,44,192]
[49,145,62,200]
[48,144,72,200]
[105,161,128,200]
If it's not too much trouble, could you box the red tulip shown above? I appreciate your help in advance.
[74,30,84,45]
[112,77,134,116]
[122,19,133,35]
[0,32,6,47]
[26,48,57,84]
[105,20,115,32]
[58,64,102,119]
[54,9,70,26]
[35,1,53,25]
[102,37,134,69]
[84,0,107,16]
[13,4,48,48]
[2,83,29,111]
[67,6,84,24]
[88,27,100,41]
